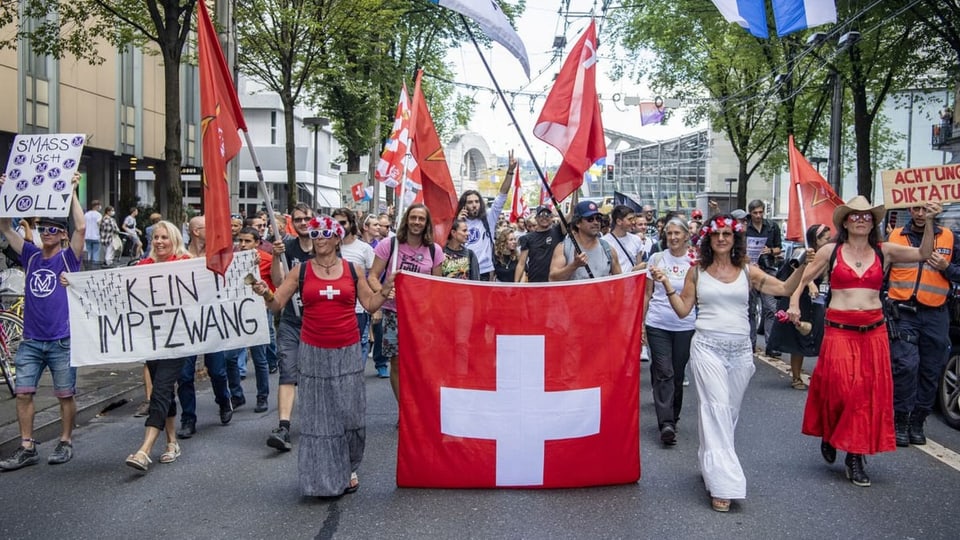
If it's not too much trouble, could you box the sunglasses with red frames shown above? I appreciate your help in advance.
[847,213,874,223]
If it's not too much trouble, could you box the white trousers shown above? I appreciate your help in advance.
[690,330,755,500]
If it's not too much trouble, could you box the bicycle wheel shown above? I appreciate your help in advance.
[0,312,22,396]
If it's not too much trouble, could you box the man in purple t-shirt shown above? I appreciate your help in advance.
[0,173,85,471]
[368,204,444,405]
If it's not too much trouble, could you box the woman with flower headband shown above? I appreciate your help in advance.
[651,213,812,513]
[643,217,699,447]
[250,215,393,497]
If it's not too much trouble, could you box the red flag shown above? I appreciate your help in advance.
[786,135,843,242]
[409,70,458,243]
[539,172,553,208]
[198,1,246,275]
[533,21,606,203]
[396,272,644,488]
[508,167,527,223]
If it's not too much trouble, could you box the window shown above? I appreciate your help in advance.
[270,111,278,145]
[23,16,50,133]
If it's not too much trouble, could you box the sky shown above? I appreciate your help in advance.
[446,0,706,167]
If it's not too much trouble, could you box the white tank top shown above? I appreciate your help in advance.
[694,266,750,335]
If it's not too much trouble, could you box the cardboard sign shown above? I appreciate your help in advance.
[1,133,86,217]
[64,250,270,365]
[880,164,960,209]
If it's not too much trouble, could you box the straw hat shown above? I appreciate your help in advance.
[832,195,885,232]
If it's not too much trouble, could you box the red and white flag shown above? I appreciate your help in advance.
[533,21,606,203]
[375,85,414,188]
[350,182,366,202]
[785,135,843,242]
[508,167,527,223]
[197,0,247,275]
[395,272,645,488]
[539,172,554,209]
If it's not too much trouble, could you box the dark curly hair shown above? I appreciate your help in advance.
[698,213,746,269]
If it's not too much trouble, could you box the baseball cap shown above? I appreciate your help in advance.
[691,209,703,220]
[731,209,748,220]
[573,201,600,219]
[535,206,552,216]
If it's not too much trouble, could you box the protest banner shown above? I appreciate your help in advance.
[1,133,86,217]
[64,250,270,366]
[880,163,960,209]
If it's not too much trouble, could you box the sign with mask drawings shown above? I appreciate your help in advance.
[64,250,270,365]
[1,133,86,217]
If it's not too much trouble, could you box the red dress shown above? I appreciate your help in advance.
[801,247,895,454]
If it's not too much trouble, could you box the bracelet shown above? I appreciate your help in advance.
[666,289,677,297]
[263,291,275,302]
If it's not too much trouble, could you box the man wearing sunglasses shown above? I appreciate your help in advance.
[0,173,84,471]
[549,200,621,281]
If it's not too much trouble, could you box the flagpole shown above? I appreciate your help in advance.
[459,15,595,278]
[240,130,299,316]
[391,150,411,275]
[796,183,810,249]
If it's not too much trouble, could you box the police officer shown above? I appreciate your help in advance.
[886,204,960,446]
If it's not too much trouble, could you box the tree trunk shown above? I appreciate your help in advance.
[737,161,749,210]
[161,42,184,226]
[282,94,297,212]
[851,86,874,201]
[347,149,361,172]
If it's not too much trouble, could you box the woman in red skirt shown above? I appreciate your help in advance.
[788,197,941,487]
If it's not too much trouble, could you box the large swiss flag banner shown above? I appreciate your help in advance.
[395,272,645,488]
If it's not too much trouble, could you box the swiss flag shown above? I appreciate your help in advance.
[786,135,843,242]
[508,167,527,223]
[351,181,366,202]
[533,21,606,203]
[395,272,644,488]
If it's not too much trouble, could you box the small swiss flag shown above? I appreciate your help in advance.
[350,181,366,202]
[395,272,645,488]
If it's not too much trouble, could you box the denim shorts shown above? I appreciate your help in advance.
[15,338,77,397]
[382,310,399,359]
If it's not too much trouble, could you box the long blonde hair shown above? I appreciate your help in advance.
[147,220,191,261]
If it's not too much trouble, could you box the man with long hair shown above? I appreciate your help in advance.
[368,204,445,404]
[455,152,516,280]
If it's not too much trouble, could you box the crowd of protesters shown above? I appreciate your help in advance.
[0,168,954,514]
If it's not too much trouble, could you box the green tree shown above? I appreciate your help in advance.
[3,0,199,225]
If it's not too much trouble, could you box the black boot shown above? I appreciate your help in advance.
[894,412,911,447]
[844,453,871,487]
[909,411,927,445]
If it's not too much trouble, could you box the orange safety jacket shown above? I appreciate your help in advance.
[886,226,953,307]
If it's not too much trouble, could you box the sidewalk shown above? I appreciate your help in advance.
[0,362,145,456]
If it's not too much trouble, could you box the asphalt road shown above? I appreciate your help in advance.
[2,356,959,540]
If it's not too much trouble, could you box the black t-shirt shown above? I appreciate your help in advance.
[745,219,782,273]
[518,224,564,282]
[279,236,315,327]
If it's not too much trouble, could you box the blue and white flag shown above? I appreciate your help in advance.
[773,0,837,37]
[429,0,530,78]
[710,0,768,38]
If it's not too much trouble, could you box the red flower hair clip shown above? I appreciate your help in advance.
[308,215,345,239]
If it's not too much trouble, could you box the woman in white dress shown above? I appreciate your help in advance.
[651,213,810,512]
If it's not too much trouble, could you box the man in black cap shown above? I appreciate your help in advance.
[516,205,563,282]
[550,200,621,281]
[0,173,85,471]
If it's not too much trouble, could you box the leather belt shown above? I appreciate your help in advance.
[825,319,885,333]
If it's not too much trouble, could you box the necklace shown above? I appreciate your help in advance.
[854,260,863,268]
[313,258,339,270]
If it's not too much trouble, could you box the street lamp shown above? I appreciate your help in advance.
[725,178,737,212]
[303,116,330,208]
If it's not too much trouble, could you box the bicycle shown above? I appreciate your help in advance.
[0,311,23,397]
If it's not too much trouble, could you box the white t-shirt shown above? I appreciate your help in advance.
[603,232,644,270]
[339,238,376,314]
[84,210,101,241]
[645,250,696,331]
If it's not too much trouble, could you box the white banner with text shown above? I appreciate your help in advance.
[1,133,86,217]
[64,250,270,366]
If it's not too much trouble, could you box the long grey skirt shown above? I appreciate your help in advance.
[297,341,366,497]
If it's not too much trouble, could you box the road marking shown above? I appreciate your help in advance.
[755,352,960,473]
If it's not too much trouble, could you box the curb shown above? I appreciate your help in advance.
[0,381,144,457]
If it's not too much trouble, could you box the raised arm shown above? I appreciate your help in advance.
[69,173,86,258]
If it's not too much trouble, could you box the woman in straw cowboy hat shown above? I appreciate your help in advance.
[787,196,941,488]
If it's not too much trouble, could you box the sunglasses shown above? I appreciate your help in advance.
[710,230,734,238]
[847,213,874,223]
[581,215,602,223]
[230,214,242,219]
[308,229,337,239]
[38,226,63,235]
[293,217,312,223]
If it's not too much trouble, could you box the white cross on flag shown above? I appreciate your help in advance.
[395,272,645,488]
